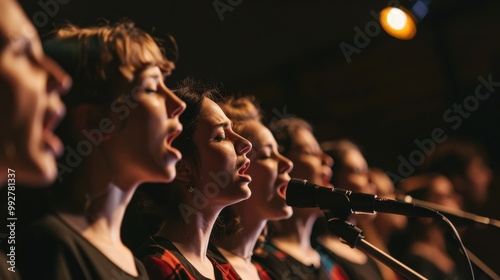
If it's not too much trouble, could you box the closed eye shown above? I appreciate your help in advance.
[144,88,157,94]
[214,135,226,142]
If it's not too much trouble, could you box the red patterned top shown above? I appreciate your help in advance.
[208,244,273,280]
[138,236,241,280]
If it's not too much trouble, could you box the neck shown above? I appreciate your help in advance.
[57,156,139,244]
[215,209,267,263]
[271,210,318,250]
[157,206,223,259]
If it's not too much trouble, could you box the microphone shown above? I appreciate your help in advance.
[398,195,500,231]
[286,179,437,218]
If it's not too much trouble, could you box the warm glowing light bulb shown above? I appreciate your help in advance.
[380,7,417,40]
[386,8,407,30]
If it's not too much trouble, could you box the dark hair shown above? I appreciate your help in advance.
[421,139,488,179]
[171,78,220,162]
[320,139,361,186]
[44,21,173,201]
[123,79,221,250]
[268,118,312,156]
[44,21,173,107]
[397,173,448,242]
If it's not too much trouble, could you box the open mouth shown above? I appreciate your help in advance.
[165,125,183,146]
[42,120,64,158]
[238,161,250,176]
[276,180,288,200]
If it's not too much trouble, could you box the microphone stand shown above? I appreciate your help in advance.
[399,195,500,231]
[325,214,428,280]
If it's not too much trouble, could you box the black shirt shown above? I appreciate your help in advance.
[17,213,148,280]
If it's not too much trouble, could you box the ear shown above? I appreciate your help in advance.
[73,104,113,141]
[175,160,194,183]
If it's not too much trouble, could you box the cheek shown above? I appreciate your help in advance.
[249,162,275,180]
[201,145,237,175]
[290,159,316,179]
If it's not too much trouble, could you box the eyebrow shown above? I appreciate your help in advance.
[143,74,163,82]
[257,144,273,150]
[213,120,231,129]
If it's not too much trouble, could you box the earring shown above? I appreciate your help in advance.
[186,183,194,193]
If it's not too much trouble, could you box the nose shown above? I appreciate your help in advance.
[322,153,334,168]
[277,152,293,174]
[44,56,72,97]
[165,88,186,118]
[234,133,252,156]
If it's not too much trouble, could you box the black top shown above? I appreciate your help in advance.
[315,240,383,280]
[17,213,148,280]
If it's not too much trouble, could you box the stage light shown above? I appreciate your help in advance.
[380,0,430,40]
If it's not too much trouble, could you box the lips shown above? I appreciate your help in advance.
[238,160,252,182]
[42,104,65,158]
[43,131,63,158]
[238,160,250,175]
[164,125,183,160]
[322,168,333,186]
[276,179,288,200]
[165,125,182,146]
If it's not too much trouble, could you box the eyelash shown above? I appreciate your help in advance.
[214,135,226,142]
[144,88,157,94]
[260,154,272,160]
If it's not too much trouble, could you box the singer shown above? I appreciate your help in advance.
[398,173,461,279]
[253,118,349,280]
[314,140,384,280]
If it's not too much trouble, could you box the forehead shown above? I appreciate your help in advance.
[0,0,37,43]
[199,98,229,124]
[241,121,276,149]
[343,149,367,167]
[292,127,318,148]
[137,65,162,79]
[429,176,454,195]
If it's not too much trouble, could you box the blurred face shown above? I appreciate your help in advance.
[287,128,332,186]
[108,65,186,184]
[238,120,293,220]
[286,127,332,217]
[370,170,407,234]
[0,0,71,185]
[190,98,252,206]
[428,176,461,210]
[335,149,371,193]
[464,156,492,205]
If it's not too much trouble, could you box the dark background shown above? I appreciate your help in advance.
[19,0,500,271]
[20,0,500,206]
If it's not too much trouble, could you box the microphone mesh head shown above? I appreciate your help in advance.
[286,179,317,208]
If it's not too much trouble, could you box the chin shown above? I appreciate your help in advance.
[22,159,58,187]
[163,166,177,183]
[271,206,293,220]
[232,184,252,202]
